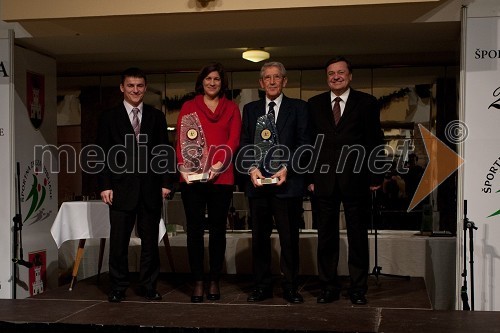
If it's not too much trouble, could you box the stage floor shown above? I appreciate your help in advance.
[1,273,499,332]
[59,231,457,310]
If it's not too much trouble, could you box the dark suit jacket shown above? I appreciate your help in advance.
[239,95,310,198]
[97,103,173,211]
[307,89,383,197]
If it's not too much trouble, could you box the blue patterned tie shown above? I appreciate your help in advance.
[268,101,276,123]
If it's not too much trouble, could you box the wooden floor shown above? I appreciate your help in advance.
[0,273,499,333]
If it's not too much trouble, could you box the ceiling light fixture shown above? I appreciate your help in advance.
[242,48,270,63]
[196,0,215,7]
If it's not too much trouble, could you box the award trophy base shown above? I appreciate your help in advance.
[257,178,278,185]
[188,173,209,182]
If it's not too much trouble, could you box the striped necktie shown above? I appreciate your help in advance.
[332,97,341,125]
[132,107,141,140]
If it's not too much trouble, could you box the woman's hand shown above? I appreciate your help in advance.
[180,171,193,184]
[208,161,224,181]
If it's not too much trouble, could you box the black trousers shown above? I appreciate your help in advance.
[316,186,370,295]
[249,194,302,291]
[181,183,233,281]
[108,200,161,292]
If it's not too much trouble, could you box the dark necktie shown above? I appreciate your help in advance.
[333,97,342,125]
[268,101,276,123]
[132,107,141,140]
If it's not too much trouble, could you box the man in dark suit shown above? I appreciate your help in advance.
[308,56,383,305]
[239,62,310,303]
[97,67,174,302]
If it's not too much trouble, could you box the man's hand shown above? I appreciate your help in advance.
[101,190,113,205]
[272,167,287,186]
[162,187,171,199]
[250,167,265,187]
[307,184,315,193]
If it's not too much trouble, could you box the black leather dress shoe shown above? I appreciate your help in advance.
[108,290,126,303]
[145,289,162,301]
[283,290,304,304]
[191,294,204,303]
[206,293,220,301]
[247,288,273,302]
[317,289,340,303]
[350,293,367,305]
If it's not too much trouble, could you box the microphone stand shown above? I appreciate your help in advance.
[12,162,33,299]
[369,190,410,281]
[461,199,477,311]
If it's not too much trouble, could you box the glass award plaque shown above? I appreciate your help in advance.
[180,112,209,182]
[254,113,280,185]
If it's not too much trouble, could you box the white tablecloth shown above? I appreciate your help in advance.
[51,201,166,248]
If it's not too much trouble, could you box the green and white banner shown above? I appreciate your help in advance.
[0,33,59,298]
[13,46,58,298]
[463,2,500,311]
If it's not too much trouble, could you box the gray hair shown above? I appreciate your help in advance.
[260,62,287,79]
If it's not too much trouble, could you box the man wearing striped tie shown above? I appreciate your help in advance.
[97,67,174,302]
[307,56,383,305]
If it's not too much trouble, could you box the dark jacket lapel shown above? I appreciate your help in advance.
[276,95,291,134]
[338,89,359,128]
[139,104,153,136]
[321,92,335,128]
[117,104,134,136]
[255,99,266,119]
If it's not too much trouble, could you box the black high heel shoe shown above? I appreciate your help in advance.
[206,281,220,301]
[191,281,204,303]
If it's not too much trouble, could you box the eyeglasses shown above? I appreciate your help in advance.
[262,75,284,82]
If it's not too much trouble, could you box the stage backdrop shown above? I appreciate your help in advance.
[13,45,58,298]
[463,1,500,311]
[0,30,14,298]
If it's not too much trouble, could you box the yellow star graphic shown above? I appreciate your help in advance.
[408,124,465,212]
